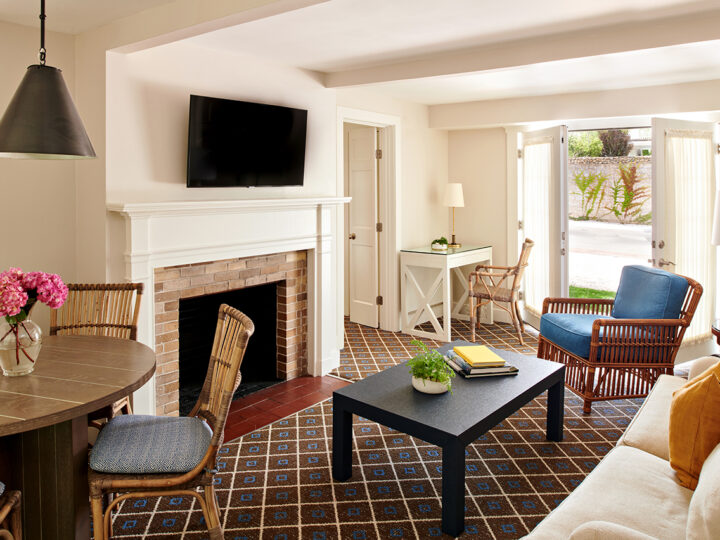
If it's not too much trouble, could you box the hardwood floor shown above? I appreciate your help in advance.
[223,375,350,442]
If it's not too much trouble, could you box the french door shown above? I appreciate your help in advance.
[518,126,568,328]
[652,118,717,343]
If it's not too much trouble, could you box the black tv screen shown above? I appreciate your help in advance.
[187,95,307,187]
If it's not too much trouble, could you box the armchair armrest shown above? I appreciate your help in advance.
[542,297,614,316]
[474,264,516,271]
[589,318,686,365]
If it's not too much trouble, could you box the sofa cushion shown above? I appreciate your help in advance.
[523,446,692,540]
[540,313,613,359]
[89,415,212,474]
[612,265,688,320]
[568,521,659,540]
[687,443,720,540]
[687,356,720,381]
[669,368,720,489]
[616,374,685,461]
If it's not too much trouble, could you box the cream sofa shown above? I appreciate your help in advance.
[525,357,720,540]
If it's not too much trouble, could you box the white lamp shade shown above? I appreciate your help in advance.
[713,190,720,246]
[443,183,464,207]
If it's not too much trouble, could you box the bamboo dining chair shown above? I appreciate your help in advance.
[468,238,534,345]
[88,304,254,540]
[50,283,143,423]
[0,483,21,540]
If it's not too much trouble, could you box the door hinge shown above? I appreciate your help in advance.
[561,136,565,143]
[652,240,656,248]
[517,149,523,159]
[375,149,382,159]
[376,295,383,306]
[518,291,524,301]
[716,143,720,155]
[518,220,523,230]
[376,222,383,233]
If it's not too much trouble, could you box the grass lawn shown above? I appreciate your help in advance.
[569,285,615,299]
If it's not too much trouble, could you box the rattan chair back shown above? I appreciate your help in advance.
[50,283,143,341]
[191,304,255,447]
[511,238,534,292]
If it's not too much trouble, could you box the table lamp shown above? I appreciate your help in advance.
[444,183,464,248]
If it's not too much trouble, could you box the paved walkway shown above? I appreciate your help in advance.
[569,220,651,291]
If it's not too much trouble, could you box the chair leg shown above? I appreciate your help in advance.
[9,496,20,540]
[203,485,223,540]
[510,301,525,347]
[582,367,596,414]
[514,301,525,333]
[469,296,476,342]
[90,493,106,540]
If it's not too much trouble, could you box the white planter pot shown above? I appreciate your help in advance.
[411,376,448,394]
[431,242,448,251]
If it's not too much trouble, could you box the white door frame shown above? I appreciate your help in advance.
[337,107,402,339]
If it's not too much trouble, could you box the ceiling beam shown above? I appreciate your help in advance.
[325,9,720,88]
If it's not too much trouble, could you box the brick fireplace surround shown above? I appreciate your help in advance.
[153,251,308,416]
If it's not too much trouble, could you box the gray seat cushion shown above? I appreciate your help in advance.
[0,481,4,496]
[90,415,212,474]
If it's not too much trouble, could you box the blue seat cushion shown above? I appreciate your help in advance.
[612,265,688,320]
[540,313,613,359]
[90,415,212,474]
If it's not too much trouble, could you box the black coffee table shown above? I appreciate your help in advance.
[332,342,565,537]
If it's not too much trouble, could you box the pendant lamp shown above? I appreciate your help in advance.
[0,0,95,159]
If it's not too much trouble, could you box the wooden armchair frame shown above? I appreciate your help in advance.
[89,304,254,539]
[51,283,143,422]
[468,238,534,345]
[537,274,703,413]
[0,489,21,540]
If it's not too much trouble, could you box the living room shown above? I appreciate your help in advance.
[1,0,719,538]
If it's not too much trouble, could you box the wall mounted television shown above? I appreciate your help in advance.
[186,95,307,188]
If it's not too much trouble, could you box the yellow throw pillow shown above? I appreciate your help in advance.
[669,368,720,490]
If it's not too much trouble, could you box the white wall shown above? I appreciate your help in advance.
[106,42,336,204]
[0,21,77,331]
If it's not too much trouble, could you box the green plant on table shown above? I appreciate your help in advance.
[432,237,448,245]
[407,339,455,392]
[572,171,608,220]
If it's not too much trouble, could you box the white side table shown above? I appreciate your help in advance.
[400,245,493,341]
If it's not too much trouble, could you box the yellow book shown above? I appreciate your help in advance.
[453,345,505,368]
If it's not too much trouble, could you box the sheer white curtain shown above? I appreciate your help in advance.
[523,136,553,316]
[665,128,715,343]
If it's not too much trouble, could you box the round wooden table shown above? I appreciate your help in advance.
[0,335,156,540]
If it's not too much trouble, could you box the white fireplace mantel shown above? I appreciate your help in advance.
[107,196,350,415]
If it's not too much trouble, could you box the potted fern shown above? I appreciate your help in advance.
[407,340,455,394]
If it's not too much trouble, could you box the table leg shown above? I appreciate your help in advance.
[442,267,451,341]
[441,439,466,537]
[332,399,353,481]
[546,378,565,442]
[0,415,89,540]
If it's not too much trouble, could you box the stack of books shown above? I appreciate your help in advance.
[444,345,518,378]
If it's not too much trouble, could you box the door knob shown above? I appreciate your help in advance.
[349,233,356,240]
[658,258,675,267]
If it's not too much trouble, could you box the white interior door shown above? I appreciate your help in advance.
[347,125,379,328]
[652,118,717,343]
[518,125,568,328]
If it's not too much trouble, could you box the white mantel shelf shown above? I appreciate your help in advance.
[107,197,351,217]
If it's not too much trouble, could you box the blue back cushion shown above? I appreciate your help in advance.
[612,265,688,320]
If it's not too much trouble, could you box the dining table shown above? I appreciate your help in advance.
[0,334,156,540]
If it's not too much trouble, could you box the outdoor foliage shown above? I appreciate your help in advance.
[569,286,615,300]
[568,131,603,157]
[572,171,607,220]
[604,162,651,224]
[599,129,634,157]
[407,339,455,392]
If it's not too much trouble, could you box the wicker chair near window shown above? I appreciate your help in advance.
[468,238,534,345]
[0,483,21,540]
[538,265,703,413]
[88,304,254,540]
[50,283,143,422]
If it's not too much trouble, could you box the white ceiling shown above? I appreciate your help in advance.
[367,40,720,104]
[189,0,716,72]
[0,0,174,34]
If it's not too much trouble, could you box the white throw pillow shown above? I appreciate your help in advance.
[569,521,658,540]
[687,443,720,540]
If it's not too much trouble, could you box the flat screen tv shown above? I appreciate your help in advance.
[186,95,307,187]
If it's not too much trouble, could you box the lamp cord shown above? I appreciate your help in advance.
[38,0,46,65]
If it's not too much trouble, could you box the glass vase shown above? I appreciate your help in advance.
[0,318,43,376]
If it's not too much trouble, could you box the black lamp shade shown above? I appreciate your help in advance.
[0,64,95,159]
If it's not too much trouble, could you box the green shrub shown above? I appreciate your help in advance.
[604,162,651,224]
[569,132,603,157]
[599,129,634,157]
[572,171,608,220]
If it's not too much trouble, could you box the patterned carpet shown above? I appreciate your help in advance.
[110,319,642,539]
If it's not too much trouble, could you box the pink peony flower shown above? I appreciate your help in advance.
[36,273,68,309]
[0,268,68,320]
[0,270,28,317]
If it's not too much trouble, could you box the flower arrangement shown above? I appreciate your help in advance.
[0,268,68,373]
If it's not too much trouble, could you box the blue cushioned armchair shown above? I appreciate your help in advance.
[538,266,702,413]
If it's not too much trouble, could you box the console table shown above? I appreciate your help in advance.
[400,245,492,341]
